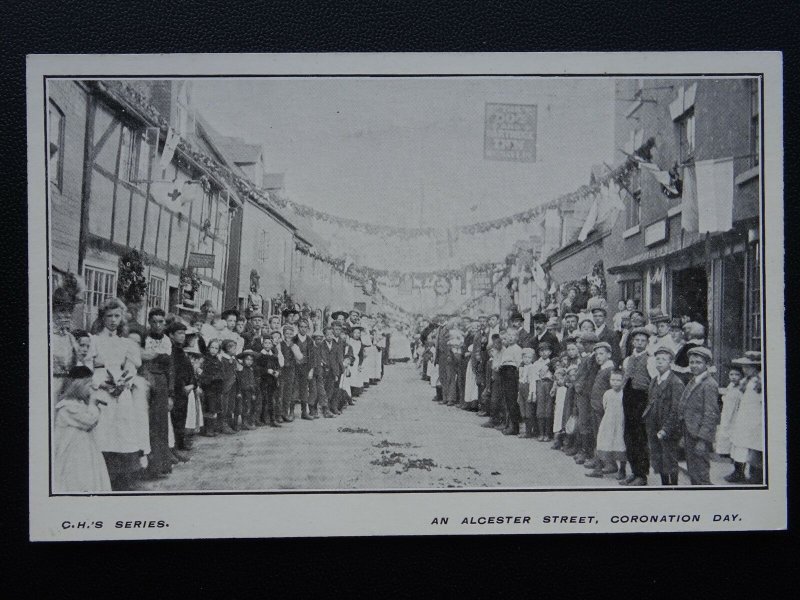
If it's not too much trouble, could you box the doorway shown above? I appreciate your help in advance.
[671,266,707,324]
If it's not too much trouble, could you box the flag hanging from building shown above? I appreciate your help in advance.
[640,161,680,196]
[694,157,734,233]
[159,128,180,170]
[578,196,598,242]
[532,260,547,291]
[681,164,699,232]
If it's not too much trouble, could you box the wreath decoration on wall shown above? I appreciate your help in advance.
[117,250,148,304]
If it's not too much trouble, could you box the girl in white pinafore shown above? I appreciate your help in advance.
[91,298,147,490]
[463,341,480,405]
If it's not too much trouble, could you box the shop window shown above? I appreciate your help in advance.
[648,266,664,313]
[83,265,117,327]
[48,100,65,191]
[620,280,642,308]
[147,275,165,311]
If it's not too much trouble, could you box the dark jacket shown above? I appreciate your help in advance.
[678,372,720,442]
[171,346,195,401]
[317,340,343,379]
[595,325,622,366]
[644,371,686,439]
[293,335,313,374]
[530,330,561,358]
[589,363,614,411]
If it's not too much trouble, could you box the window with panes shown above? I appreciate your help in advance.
[83,266,117,327]
[620,280,643,308]
[147,275,165,311]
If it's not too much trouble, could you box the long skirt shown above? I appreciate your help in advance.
[143,367,171,476]
[464,363,479,404]
[535,379,554,419]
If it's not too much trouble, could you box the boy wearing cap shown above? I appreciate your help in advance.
[168,321,194,456]
[644,346,686,486]
[584,342,616,473]
[235,350,258,430]
[675,347,720,485]
[620,327,655,486]
[570,332,600,463]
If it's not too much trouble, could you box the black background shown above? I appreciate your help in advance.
[2,1,797,596]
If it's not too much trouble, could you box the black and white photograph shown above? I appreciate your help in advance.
[27,52,786,539]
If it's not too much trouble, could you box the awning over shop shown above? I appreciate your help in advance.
[607,230,707,274]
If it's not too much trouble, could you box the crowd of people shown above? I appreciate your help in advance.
[51,291,408,492]
[412,294,764,487]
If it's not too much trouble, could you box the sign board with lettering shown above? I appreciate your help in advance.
[484,103,537,163]
[188,252,216,269]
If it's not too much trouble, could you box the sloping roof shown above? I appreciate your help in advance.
[216,140,262,165]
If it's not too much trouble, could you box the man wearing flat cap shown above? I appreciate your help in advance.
[569,331,601,463]
[293,318,314,420]
[620,327,655,486]
[674,346,720,485]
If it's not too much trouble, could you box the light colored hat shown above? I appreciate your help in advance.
[592,341,612,353]
[687,346,713,363]
[653,346,675,359]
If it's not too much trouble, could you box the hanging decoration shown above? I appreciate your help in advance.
[117,250,149,305]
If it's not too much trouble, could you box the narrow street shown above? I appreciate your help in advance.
[141,362,628,491]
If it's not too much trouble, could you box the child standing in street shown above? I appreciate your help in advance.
[587,369,627,480]
[199,339,223,437]
[517,348,537,438]
[718,363,744,479]
[218,339,239,434]
[551,367,569,449]
[533,342,555,441]
[53,367,112,493]
[236,350,258,430]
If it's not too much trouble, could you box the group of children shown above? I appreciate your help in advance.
[417,307,765,487]
[52,297,390,493]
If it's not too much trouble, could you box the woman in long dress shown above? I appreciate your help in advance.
[730,356,763,484]
[91,297,147,491]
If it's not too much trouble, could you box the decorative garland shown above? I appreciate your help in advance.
[179,267,201,293]
[117,250,148,305]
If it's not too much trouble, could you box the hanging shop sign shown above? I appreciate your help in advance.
[188,252,216,269]
[484,103,538,163]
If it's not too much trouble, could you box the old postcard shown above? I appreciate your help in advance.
[28,52,785,540]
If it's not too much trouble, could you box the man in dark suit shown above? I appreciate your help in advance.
[529,312,560,357]
[671,346,720,485]
[592,307,622,366]
[509,311,534,349]
[434,315,451,403]
[317,325,342,416]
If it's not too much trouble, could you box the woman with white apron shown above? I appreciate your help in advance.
[348,326,365,397]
